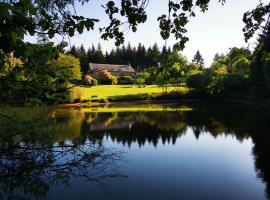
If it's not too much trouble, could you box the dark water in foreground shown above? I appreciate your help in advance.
[0,103,270,200]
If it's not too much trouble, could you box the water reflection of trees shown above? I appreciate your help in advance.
[79,108,253,147]
[1,104,270,199]
[80,111,187,147]
[76,104,270,198]
[0,112,125,200]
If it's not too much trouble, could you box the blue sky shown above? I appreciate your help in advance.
[27,0,270,66]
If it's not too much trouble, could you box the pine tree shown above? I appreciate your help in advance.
[121,44,127,63]
[78,44,86,58]
[136,43,147,70]
[146,43,160,67]
[115,47,123,64]
[167,46,172,54]
[95,43,105,63]
[161,45,167,56]
[160,45,169,65]
[126,42,133,65]
[68,45,79,58]
[110,49,117,63]
[213,53,220,62]
[192,50,205,70]
[56,41,68,53]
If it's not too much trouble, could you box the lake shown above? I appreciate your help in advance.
[0,103,269,200]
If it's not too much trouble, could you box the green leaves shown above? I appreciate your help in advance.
[196,0,210,12]
[0,0,269,66]
[158,1,195,50]
[0,0,99,57]
[243,3,270,42]
[100,0,148,46]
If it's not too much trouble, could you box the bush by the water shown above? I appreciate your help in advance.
[186,70,209,90]
[24,98,43,107]
[69,87,84,103]
[207,75,246,96]
[118,76,135,84]
[48,93,70,104]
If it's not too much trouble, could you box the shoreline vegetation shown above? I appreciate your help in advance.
[1,84,270,108]
[2,99,270,117]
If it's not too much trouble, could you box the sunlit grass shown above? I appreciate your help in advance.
[77,85,189,101]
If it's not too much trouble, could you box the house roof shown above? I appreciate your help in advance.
[89,63,135,73]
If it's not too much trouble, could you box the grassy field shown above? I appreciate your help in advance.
[74,85,189,101]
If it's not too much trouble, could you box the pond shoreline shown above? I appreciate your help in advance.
[58,97,270,109]
[1,94,270,110]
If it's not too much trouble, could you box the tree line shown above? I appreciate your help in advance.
[66,42,176,73]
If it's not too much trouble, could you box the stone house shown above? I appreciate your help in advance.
[88,63,136,77]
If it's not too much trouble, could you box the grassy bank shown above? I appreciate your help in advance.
[67,84,270,108]
[73,85,190,102]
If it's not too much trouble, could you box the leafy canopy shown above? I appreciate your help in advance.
[49,53,82,80]
[0,0,269,56]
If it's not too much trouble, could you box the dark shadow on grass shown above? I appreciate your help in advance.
[121,86,133,88]
[108,93,149,101]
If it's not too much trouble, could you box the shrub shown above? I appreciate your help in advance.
[186,70,208,90]
[118,76,135,84]
[262,53,270,88]
[110,75,118,85]
[69,87,84,103]
[0,51,23,77]
[48,93,69,104]
[83,75,98,86]
[210,63,228,75]
[207,74,246,96]
[135,71,151,85]
[24,98,43,107]
[49,53,82,80]
[99,98,109,103]
[98,70,118,85]
[232,58,251,78]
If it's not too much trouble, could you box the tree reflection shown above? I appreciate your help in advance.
[78,105,261,147]
[0,112,125,200]
[1,104,270,199]
[76,104,270,198]
[81,111,187,147]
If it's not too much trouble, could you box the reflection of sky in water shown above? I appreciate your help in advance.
[1,105,269,200]
[49,128,266,200]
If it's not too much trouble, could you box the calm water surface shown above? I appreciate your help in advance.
[0,103,269,200]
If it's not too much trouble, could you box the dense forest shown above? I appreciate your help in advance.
[67,42,166,73]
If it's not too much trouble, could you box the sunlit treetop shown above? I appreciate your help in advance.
[0,0,269,56]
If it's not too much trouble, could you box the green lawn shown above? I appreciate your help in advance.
[76,85,189,101]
